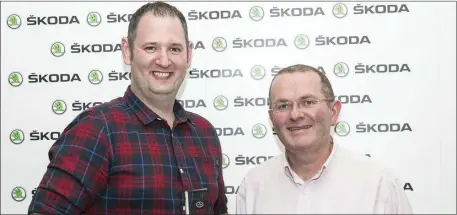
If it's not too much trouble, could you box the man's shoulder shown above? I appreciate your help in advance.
[335,146,399,179]
[66,96,126,128]
[336,146,378,167]
[243,154,284,182]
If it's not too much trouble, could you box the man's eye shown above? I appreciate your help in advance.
[145,47,156,51]
[170,48,181,54]
[300,100,316,106]
[277,104,288,110]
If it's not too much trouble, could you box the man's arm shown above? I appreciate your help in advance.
[214,157,229,215]
[236,178,247,214]
[28,113,111,215]
[386,176,414,214]
[214,145,229,214]
[374,167,414,214]
[211,128,229,215]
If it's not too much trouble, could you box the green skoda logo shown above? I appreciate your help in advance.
[212,37,227,52]
[222,154,230,169]
[333,3,348,18]
[10,129,24,144]
[87,12,101,26]
[250,65,266,80]
[294,34,310,49]
[11,187,26,202]
[8,72,23,87]
[7,14,21,29]
[51,42,65,57]
[334,62,349,77]
[249,6,264,21]
[88,70,103,84]
[52,100,67,115]
[334,121,350,136]
[213,95,228,110]
[252,123,267,138]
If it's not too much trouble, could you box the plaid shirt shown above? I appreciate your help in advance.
[28,85,228,215]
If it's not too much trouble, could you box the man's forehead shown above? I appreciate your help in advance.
[271,72,323,99]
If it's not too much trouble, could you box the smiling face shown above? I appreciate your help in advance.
[121,13,193,98]
[269,71,341,151]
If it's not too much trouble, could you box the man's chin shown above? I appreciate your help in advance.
[147,87,175,95]
[283,137,316,151]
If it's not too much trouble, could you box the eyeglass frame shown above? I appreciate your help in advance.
[268,98,334,115]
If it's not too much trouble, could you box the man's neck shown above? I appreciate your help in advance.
[286,138,333,182]
[131,85,176,127]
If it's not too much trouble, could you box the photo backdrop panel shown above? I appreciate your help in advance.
[1,2,455,214]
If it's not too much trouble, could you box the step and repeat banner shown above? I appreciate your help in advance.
[2,1,456,214]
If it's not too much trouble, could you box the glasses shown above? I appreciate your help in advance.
[269,98,333,115]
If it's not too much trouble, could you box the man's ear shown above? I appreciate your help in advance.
[331,100,342,126]
[186,41,194,68]
[121,37,132,65]
[268,109,274,123]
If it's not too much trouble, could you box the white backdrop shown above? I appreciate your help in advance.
[1,1,456,214]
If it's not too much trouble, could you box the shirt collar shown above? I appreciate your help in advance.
[122,85,194,126]
[284,137,338,182]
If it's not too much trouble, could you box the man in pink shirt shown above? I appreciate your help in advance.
[236,64,413,214]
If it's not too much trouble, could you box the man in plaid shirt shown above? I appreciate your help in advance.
[28,2,228,215]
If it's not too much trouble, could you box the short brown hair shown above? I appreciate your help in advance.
[268,64,335,105]
[127,1,189,59]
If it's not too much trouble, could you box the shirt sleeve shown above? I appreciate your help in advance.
[28,112,112,215]
[374,167,414,214]
[212,129,228,215]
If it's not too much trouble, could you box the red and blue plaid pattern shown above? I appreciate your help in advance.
[28,85,228,215]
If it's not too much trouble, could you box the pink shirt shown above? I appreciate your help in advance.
[236,142,413,214]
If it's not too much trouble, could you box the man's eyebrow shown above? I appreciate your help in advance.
[298,95,317,100]
[141,42,184,48]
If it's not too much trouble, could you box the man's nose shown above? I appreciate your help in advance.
[156,50,170,67]
[289,103,304,120]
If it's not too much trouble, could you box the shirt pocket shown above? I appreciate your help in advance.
[184,156,220,209]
